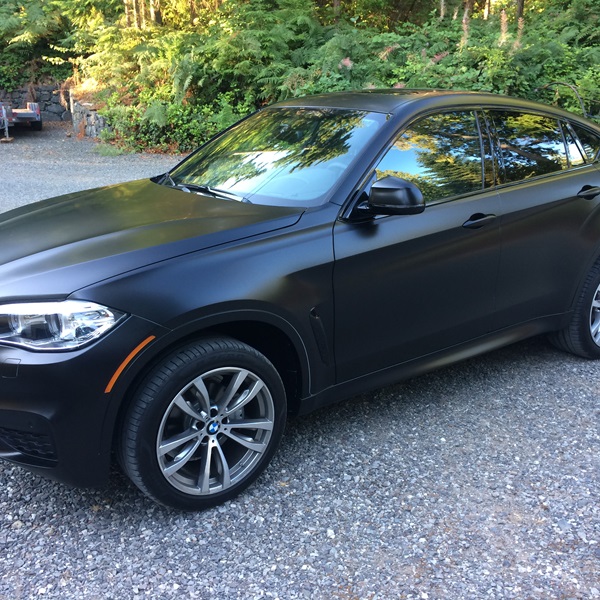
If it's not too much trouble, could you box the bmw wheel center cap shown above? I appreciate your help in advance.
[207,421,221,435]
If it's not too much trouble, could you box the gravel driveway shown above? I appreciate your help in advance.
[0,123,176,211]
[1,123,599,599]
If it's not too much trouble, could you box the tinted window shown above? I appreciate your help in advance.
[570,123,600,162]
[490,111,568,183]
[170,108,387,206]
[375,111,483,203]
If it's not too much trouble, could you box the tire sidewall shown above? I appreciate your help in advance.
[575,267,600,358]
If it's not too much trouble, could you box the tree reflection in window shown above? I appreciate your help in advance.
[375,111,483,204]
[170,108,386,206]
[489,111,568,183]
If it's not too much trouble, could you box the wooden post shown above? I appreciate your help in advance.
[0,105,14,142]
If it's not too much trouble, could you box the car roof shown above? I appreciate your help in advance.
[273,89,466,113]
[271,89,600,129]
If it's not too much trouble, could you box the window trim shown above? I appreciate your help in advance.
[478,110,501,188]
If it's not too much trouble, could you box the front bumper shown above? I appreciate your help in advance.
[0,315,163,487]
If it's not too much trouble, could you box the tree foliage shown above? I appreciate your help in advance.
[1,0,598,151]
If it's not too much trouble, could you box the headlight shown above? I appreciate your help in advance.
[0,300,126,351]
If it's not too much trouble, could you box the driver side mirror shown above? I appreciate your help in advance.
[367,176,425,215]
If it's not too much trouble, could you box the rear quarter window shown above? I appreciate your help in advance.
[569,123,600,163]
[561,122,587,167]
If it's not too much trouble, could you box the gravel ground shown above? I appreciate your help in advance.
[0,123,177,211]
[0,123,599,600]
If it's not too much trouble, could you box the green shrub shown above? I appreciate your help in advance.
[6,0,590,149]
[98,94,251,152]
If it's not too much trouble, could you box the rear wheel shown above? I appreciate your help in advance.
[551,260,600,359]
[119,337,286,510]
[30,119,42,131]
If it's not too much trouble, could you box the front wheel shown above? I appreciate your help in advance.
[119,337,286,510]
[551,261,600,359]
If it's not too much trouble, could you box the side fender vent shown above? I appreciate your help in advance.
[309,308,331,366]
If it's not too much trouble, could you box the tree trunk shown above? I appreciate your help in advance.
[140,0,147,28]
[132,0,139,28]
[483,0,491,19]
[150,0,163,24]
[333,0,341,21]
[124,0,132,26]
[516,0,525,19]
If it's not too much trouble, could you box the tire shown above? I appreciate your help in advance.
[550,260,600,359]
[30,119,42,131]
[119,337,286,510]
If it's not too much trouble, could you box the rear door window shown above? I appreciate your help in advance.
[488,111,568,183]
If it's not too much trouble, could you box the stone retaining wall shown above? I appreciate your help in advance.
[0,85,71,122]
[0,85,111,138]
[70,98,109,138]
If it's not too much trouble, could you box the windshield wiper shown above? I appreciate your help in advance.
[162,175,248,203]
[182,184,248,203]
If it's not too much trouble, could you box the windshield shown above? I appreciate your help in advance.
[167,107,387,206]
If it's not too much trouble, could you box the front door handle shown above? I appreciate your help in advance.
[462,213,497,229]
[577,185,600,200]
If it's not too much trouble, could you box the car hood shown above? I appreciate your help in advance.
[0,179,304,300]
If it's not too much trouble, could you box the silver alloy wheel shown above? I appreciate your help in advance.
[590,282,600,345]
[156,366,275,496]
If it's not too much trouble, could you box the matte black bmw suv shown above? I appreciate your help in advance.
[1,90,600,509]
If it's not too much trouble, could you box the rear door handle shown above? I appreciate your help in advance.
[577,185,600,200]
[462,213,497,229]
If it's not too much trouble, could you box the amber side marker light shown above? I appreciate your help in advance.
[104,335,156,394]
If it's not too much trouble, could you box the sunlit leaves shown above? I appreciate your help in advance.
[2,0,598,147]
